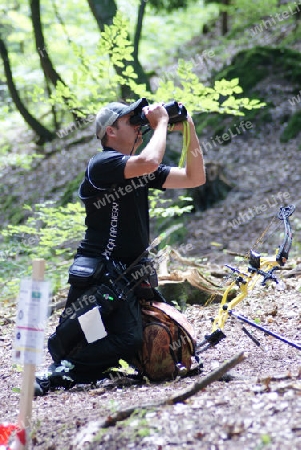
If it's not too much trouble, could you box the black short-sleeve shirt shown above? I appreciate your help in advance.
[77,148,171,264]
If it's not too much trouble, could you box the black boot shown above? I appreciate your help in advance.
[34,374,51,396]
[34,360,76,396]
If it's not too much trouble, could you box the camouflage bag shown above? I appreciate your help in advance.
[131,300,196,381]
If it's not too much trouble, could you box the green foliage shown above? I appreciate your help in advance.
[0,201,85,302]
[0,126,43,173]
[47,11,265,123]
[2,201,85,259]
[59,172,85,206]
[231,0,278,17]
[147,0,189,12]
[215,47,301,92]
[280,110,301,143]
[149,190,193,247]
[205,0,292,35]
[149,190,193,219]
[47,12,141,116]
[229,0,280,30]
[138,1,218,67]
[260,434,272,445]
[0,144,42,172]
[0,0,100,132]
[1,2,264,141]
[119,409,151,440]
[195,45,301,139]
[0,192,27,225]
[0,191,192,302]
[151,59,265,117]
[107,358,136,375]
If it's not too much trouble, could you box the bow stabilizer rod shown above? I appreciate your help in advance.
[229,310,301,351]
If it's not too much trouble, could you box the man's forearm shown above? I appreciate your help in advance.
[186,122,206,185]
[139,121,168,167]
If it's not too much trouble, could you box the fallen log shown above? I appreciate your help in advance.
[158,266,223,307]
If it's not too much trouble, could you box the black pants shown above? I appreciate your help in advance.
[52,284,143,383]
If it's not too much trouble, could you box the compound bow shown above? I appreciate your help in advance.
[197,204,300,352]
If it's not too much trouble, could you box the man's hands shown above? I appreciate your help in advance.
[124,103,169,178]
[142,102,192,133]
[142,103,169,129]
[168,102,193,132]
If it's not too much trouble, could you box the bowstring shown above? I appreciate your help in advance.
[243,213,280,260]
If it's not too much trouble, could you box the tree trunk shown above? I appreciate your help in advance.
[132,0,150,91]
[87,0,117,28]
[30,0,79,119]
[221,0,230,35]
[133,0,146,60]
[0,35,54,143]
[30,0,65,87]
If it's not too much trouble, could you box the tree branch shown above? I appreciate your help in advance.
[0,35,54,143]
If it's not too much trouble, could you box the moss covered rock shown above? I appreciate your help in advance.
[195,46,301,142]
[214,46,301,92]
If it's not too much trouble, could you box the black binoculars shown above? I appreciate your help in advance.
[129,98,187,127]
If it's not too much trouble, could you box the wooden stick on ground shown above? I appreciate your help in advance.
[73,351,246,448]
[165,351,246,405]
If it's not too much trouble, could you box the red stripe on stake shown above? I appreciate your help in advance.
[17,326,44,332]
[0,424,26,449]
[0,423,17,447]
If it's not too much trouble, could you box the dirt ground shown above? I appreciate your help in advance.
[1,113,301,449]
[1,266,301,449]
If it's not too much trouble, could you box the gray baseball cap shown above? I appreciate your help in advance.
[95,98,149,139]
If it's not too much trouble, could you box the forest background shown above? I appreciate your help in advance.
[1,0,300,303]
[1,0,301,448]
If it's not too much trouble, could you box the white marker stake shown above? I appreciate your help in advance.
[12,259,46,450]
